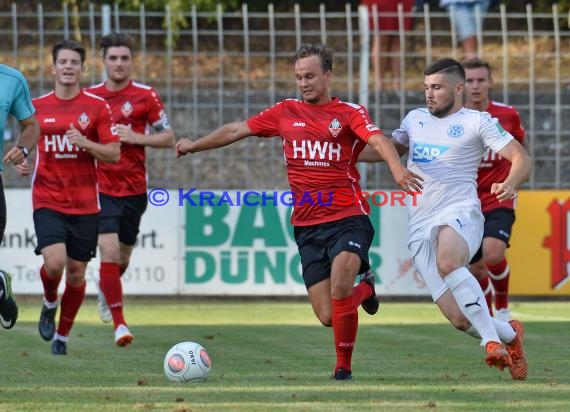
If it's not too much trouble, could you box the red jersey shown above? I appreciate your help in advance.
[478,100,525,212]
[32,90,119,214]
[88,80,170,196]
[247,97,381,226]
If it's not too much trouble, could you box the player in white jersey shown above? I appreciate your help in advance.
[395,100,511,243]
[362,58,530,379]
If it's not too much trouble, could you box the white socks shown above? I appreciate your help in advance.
[444,267,500,346]
[492,318,517,344]
[43,298,58,309]
[53,332,68,342]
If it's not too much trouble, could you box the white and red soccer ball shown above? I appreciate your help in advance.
[163,341,212,383]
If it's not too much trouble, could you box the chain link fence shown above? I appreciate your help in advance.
[1,2,569,190]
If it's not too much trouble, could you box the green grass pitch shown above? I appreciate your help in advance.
[1,298,569,411]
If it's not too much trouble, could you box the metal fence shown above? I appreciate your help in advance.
[1,2,569,190]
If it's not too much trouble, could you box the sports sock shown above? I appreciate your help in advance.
[40,264,62,304]
[444,267,500,346]
[99,262,126,327]
[491,318,517,344]
[352,281,373,305]
[53,332,68,342]
[331,295,358,372]
[56,281,86,337]
[42,298,58,310]
[477,275,493,316]
[487,259,509,310]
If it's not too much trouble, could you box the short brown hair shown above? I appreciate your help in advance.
[100,32,135,57]
[52,39,86,64]
[461,58,492,77]
[294,43,334,72]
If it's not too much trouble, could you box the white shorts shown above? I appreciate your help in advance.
[409,207,484,301]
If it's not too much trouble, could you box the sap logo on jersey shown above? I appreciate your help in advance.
[412,143,449,163]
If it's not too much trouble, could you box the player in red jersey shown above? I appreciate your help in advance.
[176,43,423,380]
[17,39,120,355]
[463,58,526,321]
[88,32,175,346]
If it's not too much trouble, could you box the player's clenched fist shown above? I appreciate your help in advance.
[175,138,194,158]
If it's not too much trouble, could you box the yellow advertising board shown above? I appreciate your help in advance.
[509,191,570,296]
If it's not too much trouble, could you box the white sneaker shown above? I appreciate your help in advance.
[114,324,134,347]
[495,308,511,322]
[95,279,112,323]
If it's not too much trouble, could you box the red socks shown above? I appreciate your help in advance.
[332,295,358,373]
[487,259,509,310]
[40,264,62,304]
[57,282,86,337]
[352,281,373,306]
[99,262,126,327]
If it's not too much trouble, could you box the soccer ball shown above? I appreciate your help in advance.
[163,341,212,383]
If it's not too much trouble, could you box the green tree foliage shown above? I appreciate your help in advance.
[58,0,242,41]
[61,0,241,12]
[534,0,570,13]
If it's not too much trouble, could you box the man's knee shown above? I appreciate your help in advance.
[437,258,462,277]
[43,252,66,276]
[483,249,506,266]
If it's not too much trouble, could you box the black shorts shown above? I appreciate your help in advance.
[294,215,375,289]
[470,208,516,263]
[33,208,98,262]
[98,193,148,246]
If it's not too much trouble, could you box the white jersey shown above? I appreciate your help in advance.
[393,107,513,241]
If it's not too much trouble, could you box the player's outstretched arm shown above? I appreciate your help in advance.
[116,124,175,148]
[358,137,407,163]
[176,121,252,158]
[358,144,382,162]
[492,139,531,202]
[366,133,423,192]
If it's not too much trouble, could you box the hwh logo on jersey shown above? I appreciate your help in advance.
[292,140,341,161]
[44,135,82,152]
[411,143,449,164]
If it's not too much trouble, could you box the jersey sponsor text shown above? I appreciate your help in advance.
[292,139,341,161]
[411,143,449,163]
[43,134,82,153]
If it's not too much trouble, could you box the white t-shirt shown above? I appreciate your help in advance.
[392,107,513,239]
